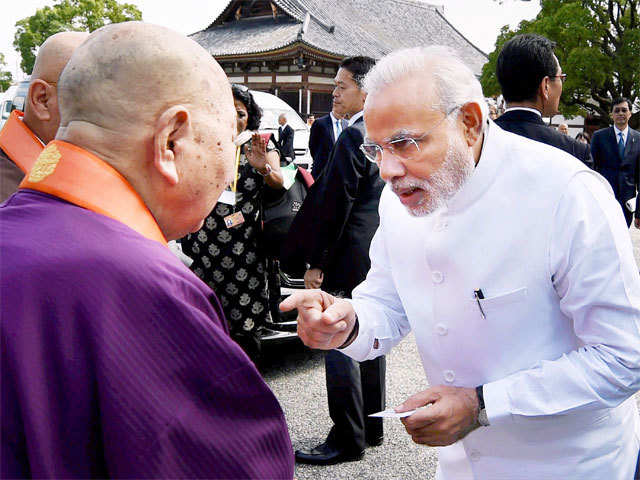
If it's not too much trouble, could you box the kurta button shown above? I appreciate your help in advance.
[435,324,448,336]
[443,370,455,382]
[470,450,481,462]
[432,271,444,284]
[435,221,448,231]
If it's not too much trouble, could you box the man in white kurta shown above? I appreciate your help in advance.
[281,46,640,479]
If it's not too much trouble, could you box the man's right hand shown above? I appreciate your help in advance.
[304,268,324,289]
[279,290,357,349]
[635,217,640,229]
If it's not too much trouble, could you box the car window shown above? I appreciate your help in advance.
[2,101,11,118]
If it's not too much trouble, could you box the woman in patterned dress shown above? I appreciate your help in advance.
[182,85,283,356]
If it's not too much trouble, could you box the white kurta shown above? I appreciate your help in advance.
[342,122,640,478]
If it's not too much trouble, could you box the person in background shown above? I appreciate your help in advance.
[308,105,345,180]
[282,45,640,479]
[494,34,592,168]
[291,56,386,466]
[591,97,640,227]
[181,84,284,357]
[307,114,315,126]
[0,31,88,201]
[1,22,293,478]
[277,112,296,163]
[576,131,590,144]
[558,123,569,135]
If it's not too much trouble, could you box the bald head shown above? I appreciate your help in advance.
[58,22,229,130]
[56,22,236,241]
[23,31,88,143]
[31,31,89,83]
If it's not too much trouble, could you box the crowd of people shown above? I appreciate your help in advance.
[1,22,640,479]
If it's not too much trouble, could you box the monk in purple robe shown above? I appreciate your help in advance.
[1,22,294,479]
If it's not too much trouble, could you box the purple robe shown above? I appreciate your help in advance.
[1,190,294,478]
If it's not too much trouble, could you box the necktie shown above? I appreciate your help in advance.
[618,132,625,159]
[335,120,342,136]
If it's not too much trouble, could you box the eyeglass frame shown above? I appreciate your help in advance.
[551,73,567,83]
[359,104,462,165]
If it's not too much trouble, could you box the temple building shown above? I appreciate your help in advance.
[191,0,487,117]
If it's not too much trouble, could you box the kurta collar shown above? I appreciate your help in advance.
[0,110,44,174]
[446,120,502,214]
[19,140,167,245]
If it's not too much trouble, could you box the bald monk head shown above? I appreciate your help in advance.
[56,22,236,240]
[23,31,89,144]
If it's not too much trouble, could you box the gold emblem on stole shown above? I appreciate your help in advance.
[29,144,62,182]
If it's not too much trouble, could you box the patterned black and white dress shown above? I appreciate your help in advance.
[182,141,274,343]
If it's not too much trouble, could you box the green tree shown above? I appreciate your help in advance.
[0,53,13,92]
[14,0,142,75]
[482,0,640,124]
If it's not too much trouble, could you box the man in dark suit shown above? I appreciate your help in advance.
[277,113,295,163]
[592,97,640,227]
[308,107,346,179]
[290,56,386,465]
[493,34,592,168]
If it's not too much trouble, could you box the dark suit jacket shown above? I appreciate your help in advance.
[308,114,335,179]
[277,124,295,161]
[495,109,593,168]
[591,126,640,213]
[0,147,24,203]
[284,116,384,294]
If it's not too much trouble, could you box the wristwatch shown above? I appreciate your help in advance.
[476,385,490,426]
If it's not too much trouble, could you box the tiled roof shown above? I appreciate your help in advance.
[191,0,487,75]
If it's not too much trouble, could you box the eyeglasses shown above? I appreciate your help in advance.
[613,107,629,114]
[551,73,567,83]
[360,105,461,165]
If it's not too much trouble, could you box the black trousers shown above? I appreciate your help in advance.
[325,349,386,452]
[619,199,633,227]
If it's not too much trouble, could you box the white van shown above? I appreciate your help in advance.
[251,90,312,169]
[0,79,31,129]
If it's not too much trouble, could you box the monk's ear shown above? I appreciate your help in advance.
[153,106,190,186]
[459,102,483,147]
[27,80,54,121]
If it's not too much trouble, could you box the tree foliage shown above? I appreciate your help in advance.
[0,53,13,93]
[14,0,142,75]
[481,0,640,124]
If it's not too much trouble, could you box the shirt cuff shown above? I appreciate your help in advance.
[482,377,513,427]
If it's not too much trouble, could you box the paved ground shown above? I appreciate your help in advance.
[261,225,640,480]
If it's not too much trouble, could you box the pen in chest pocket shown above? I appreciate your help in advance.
[474,288,486,320]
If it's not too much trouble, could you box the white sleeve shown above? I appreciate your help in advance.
[340,202,412,361]
[484,170,640,425]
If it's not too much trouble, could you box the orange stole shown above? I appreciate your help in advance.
[0,110,44,174]
[20,140,167,245]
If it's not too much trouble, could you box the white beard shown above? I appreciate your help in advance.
[390,133,475,217]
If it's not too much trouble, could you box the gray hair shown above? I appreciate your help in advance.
[363,46,488,128]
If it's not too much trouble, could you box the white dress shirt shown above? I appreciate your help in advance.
[503,106,542,117]
[342,122,640,478]
[329,111,341,141]
[615,124,629,145]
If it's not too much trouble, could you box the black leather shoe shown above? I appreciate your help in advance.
[295,441,364,465]
[366,435,384,447]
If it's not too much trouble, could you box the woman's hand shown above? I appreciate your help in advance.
[245,132,269,172]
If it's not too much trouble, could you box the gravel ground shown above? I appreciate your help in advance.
[259,225,640,480]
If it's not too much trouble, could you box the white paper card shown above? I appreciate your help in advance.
[368,408,417,418]
[218,190,236,206]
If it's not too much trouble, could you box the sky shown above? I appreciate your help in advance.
[1,0,541,80]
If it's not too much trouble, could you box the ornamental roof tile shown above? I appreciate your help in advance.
[191,0,487,75]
